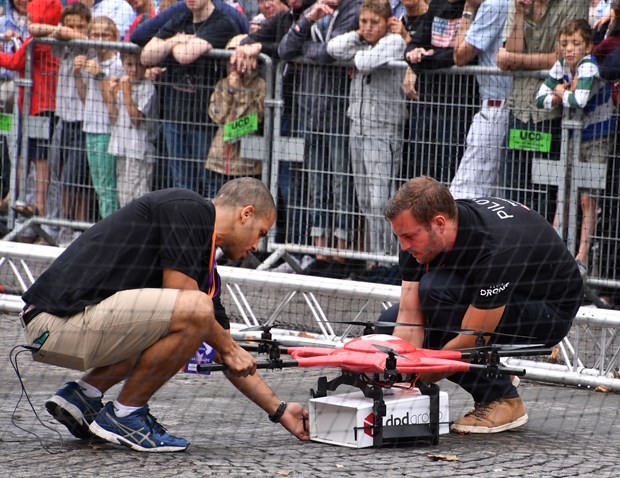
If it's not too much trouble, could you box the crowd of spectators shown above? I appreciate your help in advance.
[0,0,619,286]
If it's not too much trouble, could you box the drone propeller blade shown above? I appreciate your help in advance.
[371,343,410,359]
[240,323,278,332]
[458,329,536,340]
[331,320,377,326]
[331,320,537,343]
[373,321,424,328]
[457,343,546,353]
[238,337,279,345]
[372,343,396,354]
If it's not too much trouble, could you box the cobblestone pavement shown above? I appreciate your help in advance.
[1,315,619,478]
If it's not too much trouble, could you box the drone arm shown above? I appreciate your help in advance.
[468,363,526,377]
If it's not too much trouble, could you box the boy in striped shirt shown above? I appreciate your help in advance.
[536,18,614,276]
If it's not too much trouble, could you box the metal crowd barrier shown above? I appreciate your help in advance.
[0,240,618,391]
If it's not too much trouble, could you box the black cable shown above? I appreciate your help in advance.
[9,345,65,454]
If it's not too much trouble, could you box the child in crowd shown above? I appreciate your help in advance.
[107,50,158,207]
[30,2,93,243]
[327,0,407,268]
[536,19,615,276]
[0,0,61,224]
[205,34,265,198]
[75,16,123,218]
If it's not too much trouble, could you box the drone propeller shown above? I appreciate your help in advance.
[330,320,379,335]
[240,323,279,332]
[371,343,407,357]
[458,343,546,352]
[458,329,536,340]
[374,321,537,341]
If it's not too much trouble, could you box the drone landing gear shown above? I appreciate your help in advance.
[311,373,441,448]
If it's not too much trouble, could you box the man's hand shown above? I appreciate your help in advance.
[514,0,533,14]
[406,47,435,65]
[495,47,514,70]
[593,10,614,31]
[3,30,22,42]
[108,75,120,97]
[402,68,418,100]
[85,59,102,77]
[230,43,261,74]
[145,67,166,81]
[219,343,257,377]
[279,402,310,441]
[73,55,88,73]
[388,17,410,43]
[306,0,338,23]
[169,32,193,45]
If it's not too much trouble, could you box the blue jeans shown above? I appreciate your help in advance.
[303,129,353,241]
[161,122,211,192]
[276,160,304,244]
[407,103,466,184]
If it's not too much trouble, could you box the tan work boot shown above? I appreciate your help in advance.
[451,397,528,434]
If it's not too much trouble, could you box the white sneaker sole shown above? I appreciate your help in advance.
[451,413,529,434]
[89,420,189,453]
[45,395,91,439]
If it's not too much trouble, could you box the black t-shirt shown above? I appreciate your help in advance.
[23,189,229,328]
[402,13,425,40]
[399,198,583,319]
[156,9,236,123]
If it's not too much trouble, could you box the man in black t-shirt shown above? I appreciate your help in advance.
[380,176,583,434]
[141,0,237,192]
[20,178,310,451]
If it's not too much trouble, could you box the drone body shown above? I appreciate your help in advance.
[288,334,472,375]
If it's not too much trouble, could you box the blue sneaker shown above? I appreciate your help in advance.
[89,402,189,452]
[45,381,104,439]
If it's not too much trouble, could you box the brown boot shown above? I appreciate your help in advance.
[451,397,528,434]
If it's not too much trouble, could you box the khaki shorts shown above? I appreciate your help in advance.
[565,136,610,192]
[24,289,179,371]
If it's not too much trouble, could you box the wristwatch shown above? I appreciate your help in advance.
[462,10,475,21]
[268,401,288,423]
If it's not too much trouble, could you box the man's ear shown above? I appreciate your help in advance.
[432,214,447,231]
[240,205,255,223]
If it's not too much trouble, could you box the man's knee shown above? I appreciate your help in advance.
[173,290,215,328]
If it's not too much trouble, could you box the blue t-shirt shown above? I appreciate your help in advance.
[464,0,512,100]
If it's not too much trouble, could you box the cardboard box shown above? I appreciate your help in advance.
[182,342,214,375]
[309,388,449,448]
